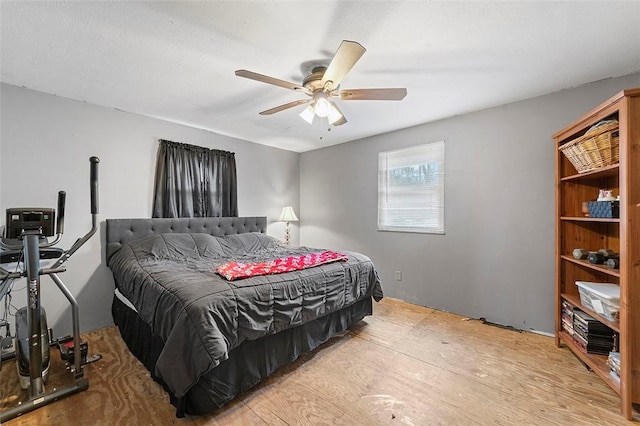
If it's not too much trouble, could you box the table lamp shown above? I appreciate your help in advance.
[278,206,298,245]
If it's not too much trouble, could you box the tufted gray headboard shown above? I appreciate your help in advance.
[105,217,267,261]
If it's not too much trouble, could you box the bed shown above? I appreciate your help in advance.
[105,217,383,417]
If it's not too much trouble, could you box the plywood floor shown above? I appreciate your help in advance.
[0,298,636,425]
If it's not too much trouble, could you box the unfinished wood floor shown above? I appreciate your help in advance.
[1,298,635,425]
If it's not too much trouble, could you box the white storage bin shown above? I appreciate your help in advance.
[575,281,620,322]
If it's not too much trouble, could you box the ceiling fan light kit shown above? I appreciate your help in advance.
[299,100,343,126]
[303,91,344,125]
[235,40,407,128]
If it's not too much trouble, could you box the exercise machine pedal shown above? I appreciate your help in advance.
[55,335,102,371]
[84,354,102,365]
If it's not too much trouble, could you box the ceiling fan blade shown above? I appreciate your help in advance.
[321,40,366,91]
[235,69,310,94]
[259,99,310,115]
[339,88,407,101]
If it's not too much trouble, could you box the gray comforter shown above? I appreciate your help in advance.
[108,232,383,398]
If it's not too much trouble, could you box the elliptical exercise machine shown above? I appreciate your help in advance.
[0,157,101,422]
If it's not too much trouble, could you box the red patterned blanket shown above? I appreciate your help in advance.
[216,251,348,281]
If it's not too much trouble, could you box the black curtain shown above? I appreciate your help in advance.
[152,139,238,218]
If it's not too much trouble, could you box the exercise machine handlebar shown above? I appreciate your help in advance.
[0,156,98,252]
[51,157,100,268]
[90,156,99,215]
[56,191,66,235]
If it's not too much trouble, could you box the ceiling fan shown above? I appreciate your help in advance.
[235,40,407,127]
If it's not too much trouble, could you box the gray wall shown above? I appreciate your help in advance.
[300,72,640,334]
[2,72,639,337]
[0,83,300,335]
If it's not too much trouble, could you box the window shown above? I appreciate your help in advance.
[378,141,445,234]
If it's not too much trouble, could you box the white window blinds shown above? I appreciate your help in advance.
[378,141,445,234]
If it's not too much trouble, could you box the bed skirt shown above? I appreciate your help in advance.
[111,293,373,417]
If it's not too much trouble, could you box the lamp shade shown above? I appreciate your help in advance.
[299,105,315,124]
[327,101,343,124]
[278,206,299,222]
[314,96,331,117]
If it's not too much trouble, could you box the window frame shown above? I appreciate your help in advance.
[377,141,445,234]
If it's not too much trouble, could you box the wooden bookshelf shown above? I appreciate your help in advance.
[553,88,640,420]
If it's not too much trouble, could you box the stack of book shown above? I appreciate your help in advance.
[561,301,575,336]
[573,310,616,355]
[607,351,620,383]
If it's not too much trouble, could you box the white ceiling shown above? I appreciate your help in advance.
[1,1,639,153]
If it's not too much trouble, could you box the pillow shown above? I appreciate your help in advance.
[122,233,197,260]
[125,233,225,261]
[191,233,226,258]
[219,232,283,254]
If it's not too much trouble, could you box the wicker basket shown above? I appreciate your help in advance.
[560,120,619,173]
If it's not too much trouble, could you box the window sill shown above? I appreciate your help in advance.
[377,227,445,235]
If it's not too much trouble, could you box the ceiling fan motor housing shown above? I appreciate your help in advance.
[303,66,328,92]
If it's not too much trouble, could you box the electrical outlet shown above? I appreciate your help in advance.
[395,271,402,281]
